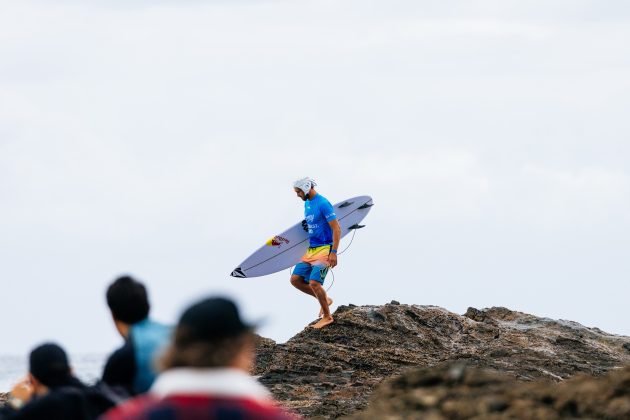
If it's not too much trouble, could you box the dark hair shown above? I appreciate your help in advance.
[159,327,254,370]
[106,276,150,324]
[29,343,75,388]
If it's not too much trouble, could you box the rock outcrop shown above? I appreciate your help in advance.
[349,362,630,419]
[254,303,630,418]
[3,303,627,418]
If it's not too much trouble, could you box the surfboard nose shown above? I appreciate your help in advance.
[231,267,247,278]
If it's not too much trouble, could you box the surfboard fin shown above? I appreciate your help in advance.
[358,203,374,209]
[231,268,247,278]
[338,201,354,208]
[348,224,366,230]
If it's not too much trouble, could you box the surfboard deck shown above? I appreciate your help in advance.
[231,195,373,278]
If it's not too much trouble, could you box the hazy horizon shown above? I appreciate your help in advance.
[1,0,629,359]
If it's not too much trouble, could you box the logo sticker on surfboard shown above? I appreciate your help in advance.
[266,235,290,247]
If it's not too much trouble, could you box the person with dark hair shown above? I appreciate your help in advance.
[0,343,115,420]
[100,297,296,420]
[102,276,172,395]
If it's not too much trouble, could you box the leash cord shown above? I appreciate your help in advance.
[327,229,357,292]
[288,229,358,293]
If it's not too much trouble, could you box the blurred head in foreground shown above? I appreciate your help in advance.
[106,275,150,336]
[29,342,74,393]
[160,296,256,372]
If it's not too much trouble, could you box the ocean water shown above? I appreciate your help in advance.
[0,354,106,392]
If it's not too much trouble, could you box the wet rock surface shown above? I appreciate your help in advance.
[349,362,630,419]
[254,302,630,418]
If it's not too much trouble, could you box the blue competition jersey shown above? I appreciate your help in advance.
[305,194,337,247]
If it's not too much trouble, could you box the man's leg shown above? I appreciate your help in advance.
[291,275,333,317]
[290,274,316,297]
[318,296,333,318]
[309,280,334,328]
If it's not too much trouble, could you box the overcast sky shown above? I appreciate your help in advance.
[1,1,629,358]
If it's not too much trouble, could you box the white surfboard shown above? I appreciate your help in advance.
[230,195,373,278]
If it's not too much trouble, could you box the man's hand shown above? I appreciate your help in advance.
[301,220,309,232]
[10,377,34,408]
[328,252,338,268]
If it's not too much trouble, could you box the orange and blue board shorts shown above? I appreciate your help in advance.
[293,245,331,285]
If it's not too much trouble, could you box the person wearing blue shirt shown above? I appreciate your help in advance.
[102,276,172,395]
[290,177,341,329]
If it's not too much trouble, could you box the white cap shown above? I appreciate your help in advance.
[293,177,317,195]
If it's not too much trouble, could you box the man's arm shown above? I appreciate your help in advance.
[328,219,341,268]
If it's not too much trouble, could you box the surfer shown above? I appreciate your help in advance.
[290,177,340,329]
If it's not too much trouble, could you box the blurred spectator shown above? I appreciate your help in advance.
[0,343,115,420]
[102,276,172,395]
[101,297,296,420]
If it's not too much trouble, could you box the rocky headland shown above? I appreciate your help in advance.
[254,302,630,418]
[2,303,629,418]
[349,362,630,419]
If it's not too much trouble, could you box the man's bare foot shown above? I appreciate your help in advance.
[312,316,334,329]
[318,297,333,318]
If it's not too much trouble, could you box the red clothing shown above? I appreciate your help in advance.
[99,368,296,420]
[100,394,294,420]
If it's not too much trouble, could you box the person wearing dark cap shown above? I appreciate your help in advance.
[100,297,297,420]
[0,343,115,420]
[102,276,172,395]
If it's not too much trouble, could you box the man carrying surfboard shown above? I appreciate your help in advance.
[290,177,341,329]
